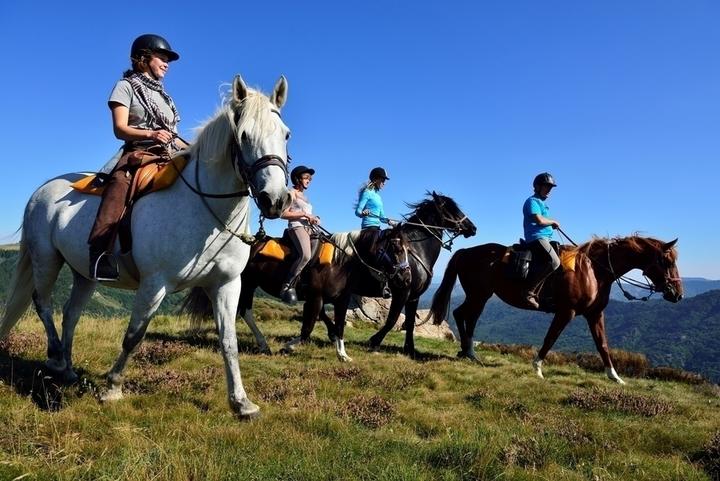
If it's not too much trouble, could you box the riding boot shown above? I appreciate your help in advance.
[279,283,298,305]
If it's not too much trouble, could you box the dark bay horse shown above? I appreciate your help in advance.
[428,235,683,384]
[183,226,412,361]
[367,192,476,357]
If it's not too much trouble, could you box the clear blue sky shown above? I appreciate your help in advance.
[1,1,718,279]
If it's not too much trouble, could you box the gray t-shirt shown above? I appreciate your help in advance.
[108,79,177,133]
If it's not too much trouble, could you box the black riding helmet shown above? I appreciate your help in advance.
[131,34,180,62]
[533,172,557,189]
[290,165,315,186]
[369,167,389,181]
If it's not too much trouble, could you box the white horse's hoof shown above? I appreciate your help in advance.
[100,385,124,402]
[232,399,260,420]
[532,357,544,379]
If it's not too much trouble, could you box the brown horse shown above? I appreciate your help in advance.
[428,235,683,384]
[182,226,412,361]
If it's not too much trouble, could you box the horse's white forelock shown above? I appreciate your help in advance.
[190,87,277,166]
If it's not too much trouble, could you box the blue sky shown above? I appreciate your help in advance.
[1,1,718,279]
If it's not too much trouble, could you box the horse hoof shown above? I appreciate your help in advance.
[63,369,79,384]
[337,353,353,363]
[233,399,260,420]
[532,358,544,379]
[45,358,67,374]
[100,385,124,402]
[257,347,272,356]
[403,348,417,359]
[457,351,479,362]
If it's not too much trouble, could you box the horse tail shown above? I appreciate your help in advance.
[179,286,214,330]
[429,249,461,325]
[0,232,34,338]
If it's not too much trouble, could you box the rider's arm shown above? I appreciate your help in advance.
[531,213,559,229]
[355,190,370,218]
[110,103,173,144]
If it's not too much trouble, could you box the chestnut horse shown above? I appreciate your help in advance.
[428,235,683,384]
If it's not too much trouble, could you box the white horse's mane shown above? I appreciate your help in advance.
[190,88,277,165]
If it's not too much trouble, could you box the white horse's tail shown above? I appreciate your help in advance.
[0,232,34,338]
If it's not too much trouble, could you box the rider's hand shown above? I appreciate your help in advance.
[309,215,320,225]
[388,219,398,227]
[551,221,560,229]
[149,129,173,144]
[361,209,370,217]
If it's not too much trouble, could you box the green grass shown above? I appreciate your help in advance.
[0,311,719,480]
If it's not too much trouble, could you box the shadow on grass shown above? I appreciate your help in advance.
[146,329,268,355]
[0,352,95,411]
[363,342,458,363]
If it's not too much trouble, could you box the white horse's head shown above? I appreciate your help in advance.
[229,75,292,219]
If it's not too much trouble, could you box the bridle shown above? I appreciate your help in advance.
[604,241,680,302]
[172,103,290,244]
[403,200,470,251]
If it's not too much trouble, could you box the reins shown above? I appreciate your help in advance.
[558,227,658,302]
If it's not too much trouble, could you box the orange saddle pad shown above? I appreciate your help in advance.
[257,239,335,265]
[71,154,189,197]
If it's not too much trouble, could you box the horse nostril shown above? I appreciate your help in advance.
[257,191,272,211]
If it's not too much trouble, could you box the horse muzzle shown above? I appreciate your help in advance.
[256,189,292,219]
[662,283,683,303]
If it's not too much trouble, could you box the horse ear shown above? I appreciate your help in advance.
[431,190,438,199]
[270,75,288,109]
[233,75,248,103]
[663,238,678,250]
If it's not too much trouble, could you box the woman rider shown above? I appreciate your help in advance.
[88,34,186,281]
[355,167,397,298]
[279,165,321,304]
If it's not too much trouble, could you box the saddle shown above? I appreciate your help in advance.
[70,153,190,198]
[256,232,334,266]
[502,241,578,312]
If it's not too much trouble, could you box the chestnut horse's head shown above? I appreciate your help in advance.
[640,238,683,303]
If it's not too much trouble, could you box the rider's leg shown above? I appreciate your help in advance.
[522,238,560,308]
[280,226,312,304]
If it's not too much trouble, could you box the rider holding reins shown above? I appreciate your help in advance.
[522,172,562,308]
[88,34,187,281]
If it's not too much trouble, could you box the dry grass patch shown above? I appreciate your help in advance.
[370,366,429,391]
[133,340,193,365]
[565,387,674,417]
[501,435,547,470]
[692,430,720,481]
[124,366,220,395]
[0,331,44,357]
[339,394,395,429]
[647,366,707,385]
[253,369,321,409]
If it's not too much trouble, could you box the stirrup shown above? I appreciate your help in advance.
[280,285,298,305]
[92,252,119,281]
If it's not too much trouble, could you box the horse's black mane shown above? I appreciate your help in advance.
[404,191,458,218]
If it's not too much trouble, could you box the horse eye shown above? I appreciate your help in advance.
[241,131,248,143]
[285,132,291,141]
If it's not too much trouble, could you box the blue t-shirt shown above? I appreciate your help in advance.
[523,195,553,242]
[355,188,386,228]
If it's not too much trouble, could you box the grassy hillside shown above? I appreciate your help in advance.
[1,311,719,480]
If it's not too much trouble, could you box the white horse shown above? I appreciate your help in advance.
[0,75,292,419]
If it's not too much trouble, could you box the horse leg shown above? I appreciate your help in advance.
[282,296,322,354]
[319,307,337,342]
[332,294,353,362]
[207,278,259,418]
[29,251,65,374]
[368,291,409,351]
[533,308,575,379]
[58,269,97,382]
[403,298,419,358]
[585,311,625,385]
[101,277,167,403]
[453,295,489,361]
[239,288,271,355]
